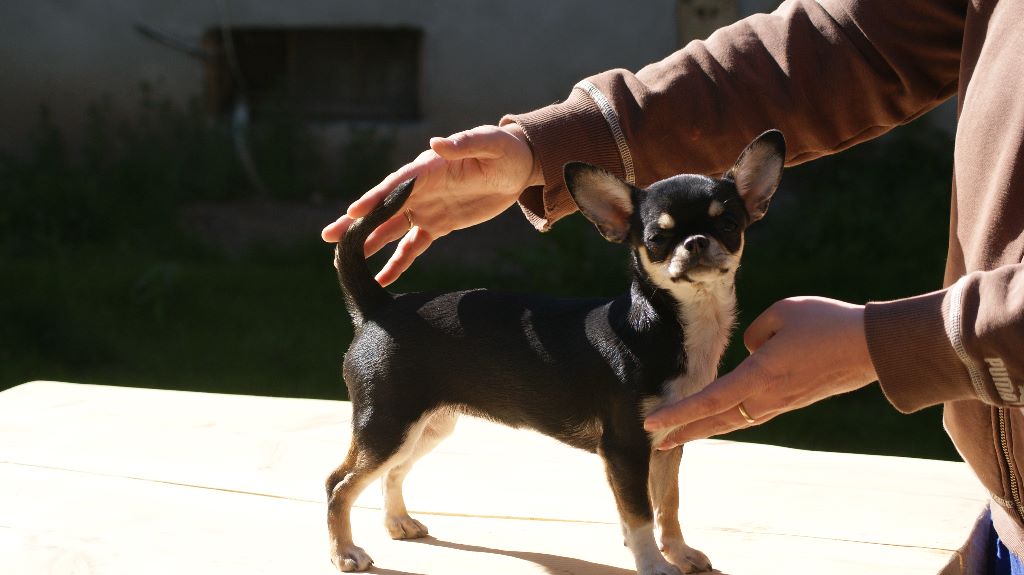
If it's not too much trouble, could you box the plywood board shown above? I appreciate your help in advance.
[0,381,989,574]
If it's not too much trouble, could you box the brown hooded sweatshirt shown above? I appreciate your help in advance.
[501,0,1024,558]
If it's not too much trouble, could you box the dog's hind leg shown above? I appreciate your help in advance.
[326,413,436,572]
[326,443,381,572]
[649,446,711,573]
[382,409,457,539]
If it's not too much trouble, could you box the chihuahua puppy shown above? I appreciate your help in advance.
[326,130,785,575]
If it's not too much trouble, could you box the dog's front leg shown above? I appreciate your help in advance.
[600,439,682,575]
[649,446,711,573]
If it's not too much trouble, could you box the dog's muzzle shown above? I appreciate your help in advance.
[667,238,732,282]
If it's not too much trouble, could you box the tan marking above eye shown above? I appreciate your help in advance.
[708,200,725,217]
[657,213,675,229]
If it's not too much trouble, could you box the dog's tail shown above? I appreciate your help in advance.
[335,178,415,324]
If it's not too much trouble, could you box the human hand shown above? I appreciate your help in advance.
[321,123,543,286]
[644,296,878,450]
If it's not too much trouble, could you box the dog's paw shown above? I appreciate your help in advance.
[385,514,429,540]
[331,544,373,572]
[637,559,684,575]
[662,541,712,573]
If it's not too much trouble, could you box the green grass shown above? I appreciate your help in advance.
[0,244,350,399]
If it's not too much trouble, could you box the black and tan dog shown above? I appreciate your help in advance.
[326,130,786,574]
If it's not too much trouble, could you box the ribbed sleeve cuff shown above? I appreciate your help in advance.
[500,88,625,232]
[865,288,975,413]
[992,503,1024,560]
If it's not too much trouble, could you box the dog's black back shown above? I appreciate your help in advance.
[342,277,685,455]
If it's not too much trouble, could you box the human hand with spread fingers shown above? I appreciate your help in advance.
[321,123,542,286]
[644,296,879,450]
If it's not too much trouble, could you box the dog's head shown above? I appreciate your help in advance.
[565,130,785,292]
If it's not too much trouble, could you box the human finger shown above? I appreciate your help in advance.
[346,174,407,220]
[430,126,509,161]
[655,405,779,450]
[375,226,434,287]
[644,360,765,431]
[364,214,415,257]
[346,151,437,219]
[321,214,355,243]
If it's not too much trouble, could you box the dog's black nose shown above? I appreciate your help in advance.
[684,235,709,255]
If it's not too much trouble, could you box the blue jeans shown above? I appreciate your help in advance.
[990,520,1024,575]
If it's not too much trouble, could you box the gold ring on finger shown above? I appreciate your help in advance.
[737,402,756,424]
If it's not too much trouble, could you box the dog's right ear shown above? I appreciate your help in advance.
[564,163,634,243]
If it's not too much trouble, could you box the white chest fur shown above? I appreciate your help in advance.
[668,282,736,401]
[644,280,736,447]
[637,249,738,424]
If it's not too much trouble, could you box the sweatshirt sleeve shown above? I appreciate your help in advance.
[866,263,1024,412]
[501,0,964,230]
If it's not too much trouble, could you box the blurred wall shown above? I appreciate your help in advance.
[0,0,682,162]
[0,0,952,164]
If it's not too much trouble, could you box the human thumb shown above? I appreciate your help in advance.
[430,126,508,161]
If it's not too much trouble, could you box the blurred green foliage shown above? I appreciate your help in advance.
[0,85,330,258]
[0,90,957,460]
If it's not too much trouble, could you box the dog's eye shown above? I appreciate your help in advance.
[646,232,669,244]
[719,216,739,233]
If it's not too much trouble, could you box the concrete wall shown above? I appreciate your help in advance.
[0,0,952,163]
[0,0,678,161]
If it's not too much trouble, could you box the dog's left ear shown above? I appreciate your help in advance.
[726,129,786,222]
[564,162,635,243]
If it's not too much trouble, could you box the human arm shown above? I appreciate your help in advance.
[868,264,1024,411]
[506,0,965,230]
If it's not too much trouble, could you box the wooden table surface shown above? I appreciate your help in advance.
[0,381,989,575]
